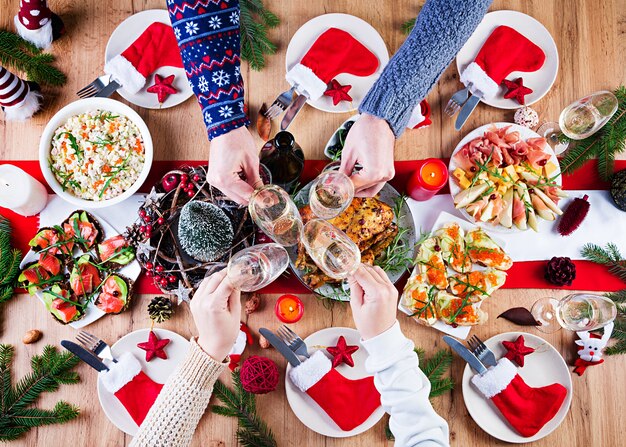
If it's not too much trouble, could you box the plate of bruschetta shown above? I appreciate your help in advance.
[449,123,565,233]
[398,212,512,339]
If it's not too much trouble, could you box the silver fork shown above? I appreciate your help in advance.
[276,325,310,358]
[77,75,121,99]
[264,86,295,120]
[467,335,497,367]
[444,87,470,116]
[76,331,117,363]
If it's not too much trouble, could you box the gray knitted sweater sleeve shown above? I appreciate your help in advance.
[359,0,492,137]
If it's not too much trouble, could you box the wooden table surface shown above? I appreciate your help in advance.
[1,1,626,446]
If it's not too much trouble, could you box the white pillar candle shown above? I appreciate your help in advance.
[0,164,48,216]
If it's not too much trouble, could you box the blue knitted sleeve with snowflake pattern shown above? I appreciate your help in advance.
[168,0,249,140]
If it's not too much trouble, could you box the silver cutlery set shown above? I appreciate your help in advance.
[443,334,498,375]
[61,330,117,372]
[264,84,309,131]
[259,325,310,366]
[445,84,483,131]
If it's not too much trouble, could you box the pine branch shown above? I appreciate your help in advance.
[421,349,453,385]
[606,289,626,303]
[0,217,21,306]
[239,0,279,71]
[0,30,66,86]
[401,4,423,34]
[582,243,626,282]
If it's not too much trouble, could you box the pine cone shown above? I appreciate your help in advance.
[148,296,173,323]
[124,224,144,246]
[545,257,576,286]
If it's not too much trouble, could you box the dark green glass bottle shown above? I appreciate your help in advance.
[259,131,304,193]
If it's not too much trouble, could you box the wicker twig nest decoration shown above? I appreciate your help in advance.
[135,165,255,295]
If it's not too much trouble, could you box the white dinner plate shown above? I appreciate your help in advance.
[104,9,193,109]
[97,328,191,435]
[285,13,389,113]
[20,212,141,328]
[456,10,558,109]
[398,210,508,340]
[461,332,572,443]
[285,327,384,437]
[448,122,562,234]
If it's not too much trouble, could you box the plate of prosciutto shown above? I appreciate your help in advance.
[449,123,565,233]
[18,210,139,328]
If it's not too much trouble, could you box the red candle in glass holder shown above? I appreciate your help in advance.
[407,158,448,201]
[275,294,304,323]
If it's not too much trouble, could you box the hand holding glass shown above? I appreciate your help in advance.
[308,171,354,219]
[248,184,302,246]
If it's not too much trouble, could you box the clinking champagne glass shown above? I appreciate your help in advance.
[248,184,303,246]
[308,170,354,220]
[301,219,361,280]
[531,293,617,333]
[226,243,289,292]
[559,91,618,140]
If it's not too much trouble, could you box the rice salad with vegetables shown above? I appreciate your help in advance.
[49,109,145,201]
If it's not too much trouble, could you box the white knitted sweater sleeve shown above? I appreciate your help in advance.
[129,338,228,447]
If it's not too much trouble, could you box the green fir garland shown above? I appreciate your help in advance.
[0,217,21,306]
[240,0,279,71]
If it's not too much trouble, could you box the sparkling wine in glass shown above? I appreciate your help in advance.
[227,243,290,292]
[559,91,618,140]
[308,171,354,219]
[531,293,617,333]
[249,184,303,247]
[301,219,361,280]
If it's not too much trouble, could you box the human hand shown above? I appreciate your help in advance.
[339,113,395,197]
[348,264,398,340]
[191,269,242,361]
[208,126,262,205]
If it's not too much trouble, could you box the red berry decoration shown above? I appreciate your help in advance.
[155,265,164,273]
[502,335,535,367]
[138,209,147,218]
[137,330,170,362]
[240,356,279,394]
[145,262,154,270]
[147,74,178,104]
[545,256,576,286]
[502,77,533,105]
[192,174,201,182]
[167,275,177,283]
[324,79,353,106]
[326,336,359,368]
[161,173,179,192]
[187,190,195,197]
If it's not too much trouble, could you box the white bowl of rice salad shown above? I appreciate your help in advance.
[40,98,153,208]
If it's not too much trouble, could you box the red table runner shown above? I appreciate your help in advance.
[1,159,624,294]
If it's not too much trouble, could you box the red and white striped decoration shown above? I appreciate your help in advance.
[0,66,42,121]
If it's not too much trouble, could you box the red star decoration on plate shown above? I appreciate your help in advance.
[147,74,178,104]
[502,77,533,105]
[324,79,353,106]
[137,330,170,362]
[502,335,535,367]
[326,336,359,368]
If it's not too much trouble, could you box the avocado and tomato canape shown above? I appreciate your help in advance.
[97,235,135,268]
[62,210,103,251]
[95,274,132,314]
[28,226,74,256]
[69,254,103,296]
[42,285,85,324]
[18,259,64,295]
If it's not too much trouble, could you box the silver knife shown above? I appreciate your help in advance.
[280,93,308,131]
[455,93,482,131]
[94,79,121,98]
[443,335,487,375]
[259,328,301,367]
[61,340,109,372]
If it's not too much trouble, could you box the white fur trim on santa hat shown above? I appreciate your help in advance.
[104,54,146,95]
[99,352,142,394]
[288,350,332,392]
[229,329,248,356]
[406,102,426,129]
[3,89,42,121]
[14,14,53,49]
[285,63,328,101]
[470,357,518,399]
[460,62,500,99]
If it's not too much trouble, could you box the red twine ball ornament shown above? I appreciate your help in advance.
[240,356,279,394]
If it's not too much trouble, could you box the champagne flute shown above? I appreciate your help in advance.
[301,218,361,280]
[531,293,617,333]
[227,243,290,292]
[308,170,354,219]
[249,184,303,247]
[559,91,618,140]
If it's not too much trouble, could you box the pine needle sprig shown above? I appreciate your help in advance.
[0,217,21,305]
[400,4,423,34]
[581,242,626,282]
[0,30,66,86]
[560,86,626,180]
[212,370,277,447]
[0,345,80,442]
[239,0,279,71]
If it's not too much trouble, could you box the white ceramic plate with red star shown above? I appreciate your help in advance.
[456,10,558,109]
[284,327,385,437]
[104,9,194,109]
[97,328,190,435]
[461,332,572,443]
[285,13,390,113]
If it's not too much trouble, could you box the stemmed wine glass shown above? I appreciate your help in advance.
[249,184,303,247]
[559,91,618,140]
[300,218,361,280]
[531,293,617,333]
[308,170,354,220]
[226,243,290,292]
